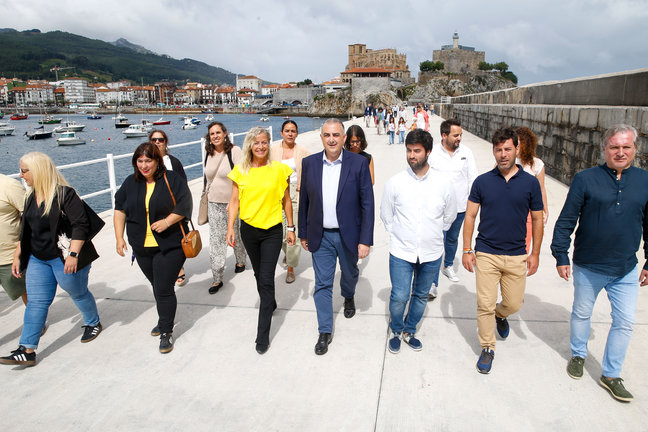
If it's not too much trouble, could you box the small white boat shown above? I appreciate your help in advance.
[0,122,15,136]
[205,114,214,122]
[54,121,86,133]
[25,126,53,140]
[57,131,86,146]
[182,122,198,130]
[112,113,128,121]
[259,115,269,122]
[122,124,151,137]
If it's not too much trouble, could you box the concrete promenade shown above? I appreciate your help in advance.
[0,113,646,431]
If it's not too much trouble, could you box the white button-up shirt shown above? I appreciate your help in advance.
[380,166,457,263]
[428,143,477,213]
[322,151,342,229]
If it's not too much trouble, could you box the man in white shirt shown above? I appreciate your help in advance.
[428,119,478,300]
[381,129,456,353]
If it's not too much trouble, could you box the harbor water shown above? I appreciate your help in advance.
[0,113,321,212]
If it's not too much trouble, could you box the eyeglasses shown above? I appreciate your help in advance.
[151,137,166,143]
[20,168,29,174]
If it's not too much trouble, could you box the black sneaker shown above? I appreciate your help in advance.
[476,348,494,374]
[81,322,102,343]
[160,333,174,353]
[495,316,509,339]
[0,346,36,366]
[151,326,161,337]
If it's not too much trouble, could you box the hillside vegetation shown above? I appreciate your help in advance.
[0,29,236,85]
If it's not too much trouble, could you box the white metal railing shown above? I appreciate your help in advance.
[7,126,273,212]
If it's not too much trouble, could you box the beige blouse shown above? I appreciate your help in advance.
[205,146,242,203]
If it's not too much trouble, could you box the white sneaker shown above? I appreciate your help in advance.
[442,266,460,282]
[427,283,438,301]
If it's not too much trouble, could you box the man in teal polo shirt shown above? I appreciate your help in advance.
[462,126,544,374]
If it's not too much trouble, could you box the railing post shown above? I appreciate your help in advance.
[201,137,206,176]
[106,153,116,212]
[228,133,234,147]
[268,126,273,143]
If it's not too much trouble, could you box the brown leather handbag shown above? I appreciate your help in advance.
[163,173,202,258]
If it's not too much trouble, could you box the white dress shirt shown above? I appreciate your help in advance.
[322,151,343,229]
[428,143,477,213]
[380,166,457,263]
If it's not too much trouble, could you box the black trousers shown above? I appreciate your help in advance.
[135,246,186,334]
[240,221,282,346]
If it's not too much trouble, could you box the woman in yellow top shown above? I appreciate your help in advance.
[227,127,295,355]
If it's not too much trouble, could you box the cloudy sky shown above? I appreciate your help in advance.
[3,0,647,85]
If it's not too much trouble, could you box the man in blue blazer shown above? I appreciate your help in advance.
[299,118,374,355]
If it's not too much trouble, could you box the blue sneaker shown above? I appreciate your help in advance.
[496,316,509,339]
[476,348,494,374]
[388,332,401,354]
[403,333,423,351]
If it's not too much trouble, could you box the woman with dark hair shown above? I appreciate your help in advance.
[344,124,375,184]
[516,126,548,253]
[113,142,192,354]
[149,129,188,286]
[270,120,310,283]
[227,127,294,354]
[203,121,246,294]
[0,152,102,367]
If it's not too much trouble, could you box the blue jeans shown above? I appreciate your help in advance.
[20,256,99,349]
[388,131,395,144]
[398,130,405,144]
[571,264,638,377]
[389,254,442,334]
[312,229,359,333]
[434,212,465,285]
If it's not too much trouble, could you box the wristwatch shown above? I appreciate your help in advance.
[286,226,296,232]
[69,251,78,258]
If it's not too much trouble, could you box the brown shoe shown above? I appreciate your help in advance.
[286,270,295,284]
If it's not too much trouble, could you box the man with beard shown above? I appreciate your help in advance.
[380,129,456,353]
[462,126,544,374]
[428,118,477,299]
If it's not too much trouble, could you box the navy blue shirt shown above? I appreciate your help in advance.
[551,164,648,277]
[469,165,543,255]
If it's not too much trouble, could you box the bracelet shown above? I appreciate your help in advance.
[463,249,474,254]
[164,218,170,228]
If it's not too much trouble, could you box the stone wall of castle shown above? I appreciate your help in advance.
[433,49,485,74]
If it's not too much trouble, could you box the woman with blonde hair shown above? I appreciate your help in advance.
[0,152,103,367]
[227,127,295,354]
[516,126,549,253]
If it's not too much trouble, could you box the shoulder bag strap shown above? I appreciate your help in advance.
[227,150,234,169]
[163,173,191,237]
[204,152,226,192]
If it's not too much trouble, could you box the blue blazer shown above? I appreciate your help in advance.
[298,150,374,253]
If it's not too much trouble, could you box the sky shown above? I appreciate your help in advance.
[2,0,647,86]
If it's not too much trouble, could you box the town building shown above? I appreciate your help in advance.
[432,33,485,74]
[236,75,261,93]
[60,78,96,104]
[346,44,412,84]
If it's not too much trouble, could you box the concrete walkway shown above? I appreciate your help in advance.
[0,113,646,431]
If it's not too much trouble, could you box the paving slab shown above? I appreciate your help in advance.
[0,112,646,431]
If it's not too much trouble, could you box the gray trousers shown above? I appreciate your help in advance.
[208,202,247,284]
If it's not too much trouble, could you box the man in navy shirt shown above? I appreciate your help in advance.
[551,124,648,403]
[462,127,544,374]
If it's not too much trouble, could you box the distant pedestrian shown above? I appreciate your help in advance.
[376,108,384,135]
[462,127,544,374]
[364,103,374,128]
[414,104,429,131]
[398,117,406,144]
[551,124,648,403]
[381,129,456,354]
[428,119,477,300]
[344,125,375,185]
[388,117,396,145]
[516,126,549,253]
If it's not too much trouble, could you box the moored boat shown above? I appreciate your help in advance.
[114,120,131,128]
[259,115,269,122]
[153,117,171,125]
[38,115,63,124]
[54,121,86,133]
[57,131,86,146]
[87,112,103,120]
[0,122,15,136]
[205,114,214,122]
[11,113,28,120]
[25,126,53,140]
[122,124,152,137]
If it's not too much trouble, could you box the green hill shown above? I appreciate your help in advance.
[0,29,237,85]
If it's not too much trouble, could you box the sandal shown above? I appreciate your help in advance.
[176,273,187,287]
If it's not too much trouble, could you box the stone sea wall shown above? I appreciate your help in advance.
[435,103,648,185]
